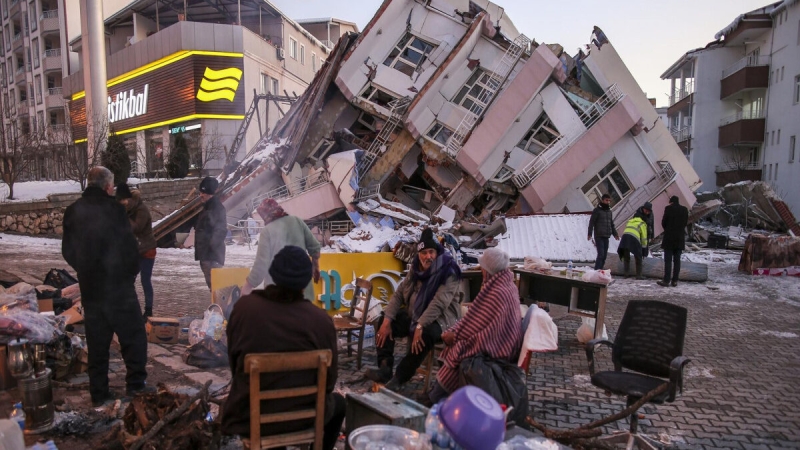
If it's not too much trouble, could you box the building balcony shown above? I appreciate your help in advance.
[11,33,23,52]
[45,87,64,109]
[668,79,694,106]
[715,162,762,186]
[670,126,692,153]
[721,55,769,100]
[718,111,765,148]
[9,0,22,19]
[14,66,26,85]
[42,49,62,72]
[39,10,60,34]
[16,101,29,116]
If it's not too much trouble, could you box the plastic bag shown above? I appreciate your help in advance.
[576,317,608,344]
[213,285,241,320]
[458,354,529,425]
[44,269,78,289]
[523,256,552,271]
[189,305,226,346]
[580,269,613,285]
[518,305,558,367]
[497,435,561,450]
[0,309,57,343]
[0,283,38,313]
[183,337,229,368]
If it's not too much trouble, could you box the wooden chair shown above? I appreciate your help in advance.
[417,292,466,394]
[333,278,373,370]
[244,350,332,450]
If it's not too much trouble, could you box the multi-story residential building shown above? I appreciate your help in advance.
[0,0,68,180]
[662,0,799,215]
[218,0,700,237]
[295,17,359,51]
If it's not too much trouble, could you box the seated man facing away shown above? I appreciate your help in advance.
[366,228,462,391]
[429,247,522,404]
[222,246,344,450]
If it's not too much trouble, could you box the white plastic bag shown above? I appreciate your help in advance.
[576,317,608,344]
[523,256,552,271]
[517,305,558,367]
[189,304,226,345]
[581,269,613,285]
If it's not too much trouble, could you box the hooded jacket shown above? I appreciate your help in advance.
[125,189,157,254]
[588,203,618,239]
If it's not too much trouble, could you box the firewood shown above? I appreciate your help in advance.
[128,380,212,450]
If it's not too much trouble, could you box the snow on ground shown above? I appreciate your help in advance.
[0,177,185,203]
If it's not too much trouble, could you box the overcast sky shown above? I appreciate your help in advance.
[273,0,776,107]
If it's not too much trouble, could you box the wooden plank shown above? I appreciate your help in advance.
[603,253,708,282]
[258,386,318,400]
[260,429,315,448]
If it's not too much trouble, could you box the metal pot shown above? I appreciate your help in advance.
[7,338,33,379]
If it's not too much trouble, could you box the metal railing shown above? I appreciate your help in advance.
[669,79,694,106]
[12,33,21,42]
[321,40,335,48]
[613,161,676,227]
[14,66,24,75]
[306,220,355,236]
[719,109,764,127]
[40,10,58,20]
[512,84,624,188]
[722,55,770,79]
[246,171,330,214]
[354,184,380,202]
[43,49,61,58]
[670,126,691,143]
[47,87,62,96]
[715,162,761,172]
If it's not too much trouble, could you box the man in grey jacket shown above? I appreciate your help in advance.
[366,229,462,391]
[588,194,619,270]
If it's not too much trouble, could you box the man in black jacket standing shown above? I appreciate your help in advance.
[62,166,149,407]
[658,196,689,287]
[195,177,227,289]
[588,194,619,270]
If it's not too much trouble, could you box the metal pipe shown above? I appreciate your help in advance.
[80,0,108,159]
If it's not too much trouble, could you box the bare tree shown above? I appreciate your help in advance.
[187,127,227,175]
[56,112,108,190]
[0,96,44,200]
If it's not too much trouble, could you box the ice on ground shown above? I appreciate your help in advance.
[760,331,798,338]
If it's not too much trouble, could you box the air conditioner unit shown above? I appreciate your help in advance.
[277,47,285,60]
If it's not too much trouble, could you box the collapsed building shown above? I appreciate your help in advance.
[156,0,702,248]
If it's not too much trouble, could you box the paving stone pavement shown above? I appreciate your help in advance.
[3,238,800,449]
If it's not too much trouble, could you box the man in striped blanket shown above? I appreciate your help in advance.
[429,247,522,404]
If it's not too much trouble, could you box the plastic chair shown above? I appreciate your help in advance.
[585,300,691,450]
[244,350,332,449]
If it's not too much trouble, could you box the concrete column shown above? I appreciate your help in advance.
[80,0,108,161]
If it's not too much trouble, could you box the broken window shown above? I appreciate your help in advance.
[383,32,435,76]
[517,113,560,155]
[425,122,454,146]
[360,85,399,109]
[491,165,514,183]
[581,159,632,207]
[452,67,498,115]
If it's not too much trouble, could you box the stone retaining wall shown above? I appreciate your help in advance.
[0,178,199,236]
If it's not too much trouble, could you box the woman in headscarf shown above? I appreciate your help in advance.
[429,247,522,403]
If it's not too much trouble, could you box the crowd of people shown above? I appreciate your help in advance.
[60,166,689,446]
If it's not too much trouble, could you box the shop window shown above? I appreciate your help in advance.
[581,159,632,207]
[425,122,453,146]
[383,32,435,76]
[360,84,399,109]
[289,37,297,60]
[517,113,560,155]
[452,67,498,115]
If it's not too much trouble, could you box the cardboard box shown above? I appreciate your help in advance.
[38,298,54,313]
[146,317,180,344]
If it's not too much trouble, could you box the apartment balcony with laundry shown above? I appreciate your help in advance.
[667,79,693,116]
[718,110,765,148]
[720,55,769,100]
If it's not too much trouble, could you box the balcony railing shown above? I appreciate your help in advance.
[246,171,331,215]
[321,39,335,48]
[43,48,61,58]
[512,84,624,188]
[15,66,24,75]
[671,126,691,143]
[12,33,21,42]
[715,162,761,172]
[722,55,770,79]
[669,79,694,106]
[613,161,676,227]
[47,87,62,96]
[719,109,765,127]
[40,10,58,20]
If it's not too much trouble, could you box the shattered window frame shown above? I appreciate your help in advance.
[452,67,498,115]
[383,32,436,77]
[516,113,560,155]
[425,122,454,146]
[359,84,400,109]
[491,164,514,183]
[581,159,632,207]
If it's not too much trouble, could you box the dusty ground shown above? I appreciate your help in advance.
[2,233,800,449]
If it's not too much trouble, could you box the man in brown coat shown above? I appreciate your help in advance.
[116,183,157,317]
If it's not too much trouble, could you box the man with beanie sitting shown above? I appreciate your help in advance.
[222,245,344,450]
[658,196,689,287]
[365,228,462,391]
[195,176,227,289]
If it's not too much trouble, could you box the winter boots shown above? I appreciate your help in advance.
[635,259,644,280]
[623,258,631,278]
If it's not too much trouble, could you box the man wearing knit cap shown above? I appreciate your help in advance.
[195,177,227,289]
[658,196,689,287]
[222,245,344,450]
[365,228,462,391]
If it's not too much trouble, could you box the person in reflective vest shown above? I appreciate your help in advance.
[617,216,649,279]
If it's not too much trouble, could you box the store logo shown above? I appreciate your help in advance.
[196,67,243,102]
[107,84,149,123]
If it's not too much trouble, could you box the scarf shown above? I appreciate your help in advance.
[256,198,288,224]
[410,246,461,331]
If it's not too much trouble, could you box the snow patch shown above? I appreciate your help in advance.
[760,330,798,338]
[686,366,715,378]
[571,374,593,388]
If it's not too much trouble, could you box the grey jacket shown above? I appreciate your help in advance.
[588,205,618,239]
[384,273,462,331]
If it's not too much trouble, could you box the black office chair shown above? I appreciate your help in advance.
[585,300,691,450]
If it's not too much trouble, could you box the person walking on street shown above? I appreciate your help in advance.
[241,198,321,301]
[195,177,227,289]
[658,196,689,287]
[365,228,462,391]
[617,215,649,280]
[62,167,150,407]
[116,183,157,318]
[588,194,619,270]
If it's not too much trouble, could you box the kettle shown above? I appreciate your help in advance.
[7,338,33,379]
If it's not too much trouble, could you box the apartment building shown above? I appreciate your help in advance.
[662,0,799,215]
[0,0,68,180]
[295,17,359,50]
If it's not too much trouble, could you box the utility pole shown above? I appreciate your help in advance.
[79,0,108,161]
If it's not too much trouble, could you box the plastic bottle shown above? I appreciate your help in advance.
[9,402,25,431]
[566,260,574,278]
